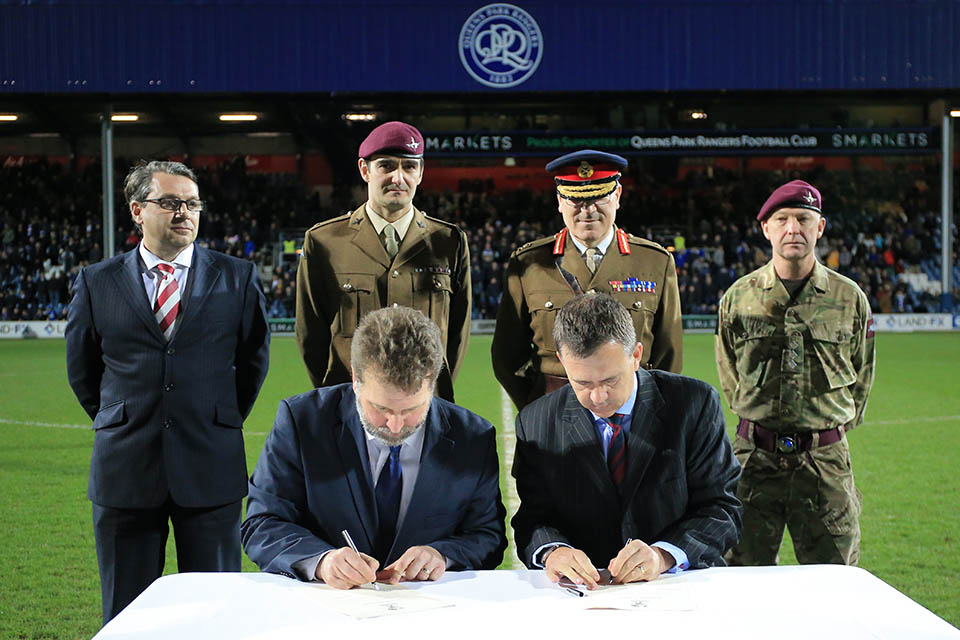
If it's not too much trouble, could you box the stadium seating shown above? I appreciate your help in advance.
[2,159,957,322]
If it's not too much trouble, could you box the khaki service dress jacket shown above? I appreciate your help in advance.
[295,205,470,402]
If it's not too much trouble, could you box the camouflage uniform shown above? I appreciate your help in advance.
[295,205,471,402]
[493,227,682,410]
[716,259,875,565]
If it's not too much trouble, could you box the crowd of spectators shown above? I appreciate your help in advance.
[2,157,957,324]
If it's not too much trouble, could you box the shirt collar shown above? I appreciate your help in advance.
[588,372,638,425]
[569,227,615,257]
[365,204,415,241]
[138,241,194,271]
[363,415,427,453]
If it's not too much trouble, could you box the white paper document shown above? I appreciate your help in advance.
[577,579,697,612]
[304,583,454,619]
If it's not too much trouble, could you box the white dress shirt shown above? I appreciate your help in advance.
[138,242,194,309]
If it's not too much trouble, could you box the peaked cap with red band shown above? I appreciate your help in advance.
[757,179,822,221]
[359,121,424,159]
[546,149,628,201]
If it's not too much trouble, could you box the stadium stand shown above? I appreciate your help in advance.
[1,159,957,322]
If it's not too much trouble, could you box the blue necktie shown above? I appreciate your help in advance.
[605,413,628,488]
[374,445,402,561]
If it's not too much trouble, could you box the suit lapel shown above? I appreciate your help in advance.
[393,208,429,269]
[621,370,664,509]
[335,389,378,551]
[395,402,454,554]
[350,206,391,269]
[114,250,166,342]
[173,246,220,340]
[560,390,620,512]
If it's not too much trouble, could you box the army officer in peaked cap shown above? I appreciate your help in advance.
[492,149,682,411]
[296,121,471,402]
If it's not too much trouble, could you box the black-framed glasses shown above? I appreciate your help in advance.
[141,197,204,212]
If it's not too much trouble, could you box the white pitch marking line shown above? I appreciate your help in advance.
[499,385,522,566]
[0,417,269,436]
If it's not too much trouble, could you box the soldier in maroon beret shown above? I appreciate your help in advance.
[716,178,876,566]
[295,121,471,402]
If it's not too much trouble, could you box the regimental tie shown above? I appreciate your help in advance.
[153,263,180,341]
[604,413,628,488]
[381,224,400,260]
[585,247,602,274]
[374,445,403,560]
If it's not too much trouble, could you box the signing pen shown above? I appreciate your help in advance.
[563,586,585,598]
[341,529,380,591]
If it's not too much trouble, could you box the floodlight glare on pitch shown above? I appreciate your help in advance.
[219,114,258,122]
[343,113,376,122]
[950,109,960,118]
[110,114,139,122]
[0,114,18,122]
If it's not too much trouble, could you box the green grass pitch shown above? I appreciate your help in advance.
[1,332,958,638]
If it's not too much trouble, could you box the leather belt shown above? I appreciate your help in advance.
[737,418,845,454]
[543,374,568,395]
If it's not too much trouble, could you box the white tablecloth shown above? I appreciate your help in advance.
[94,566,959,639]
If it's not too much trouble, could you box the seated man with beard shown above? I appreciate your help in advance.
[242,306,506,588]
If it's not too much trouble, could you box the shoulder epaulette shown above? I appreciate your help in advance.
[309,211,353,231]
[514,234,561,257]
[420,211,462,232]
[621,231,671,256]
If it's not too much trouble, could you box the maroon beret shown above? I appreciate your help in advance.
[358,121,424,159]
[757,179,822,221]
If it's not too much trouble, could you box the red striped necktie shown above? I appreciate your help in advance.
[605,413,628,487]
[154,263,180,341]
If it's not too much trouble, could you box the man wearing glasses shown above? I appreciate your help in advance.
[66,160,270,624]
[492,150,682,410]
[296,121,470,402]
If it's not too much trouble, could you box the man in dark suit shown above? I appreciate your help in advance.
[242,306,506,588]
[512,293,740,589]
[66,160,270,623]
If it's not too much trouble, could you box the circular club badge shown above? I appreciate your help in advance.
[459,3,543,88]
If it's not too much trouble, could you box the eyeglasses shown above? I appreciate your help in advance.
[563,193,615,211]
[141,197,204,213]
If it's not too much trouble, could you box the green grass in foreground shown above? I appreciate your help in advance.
[0,332,957,638]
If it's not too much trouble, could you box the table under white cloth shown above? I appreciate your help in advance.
[93,566,959,639]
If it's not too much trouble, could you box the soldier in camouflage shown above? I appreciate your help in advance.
[716,179,876,565]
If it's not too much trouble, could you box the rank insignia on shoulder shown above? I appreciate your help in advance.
[416,266,452,275]
[609,278,656,293]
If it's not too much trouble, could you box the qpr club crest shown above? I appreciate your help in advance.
[459,3,543,89]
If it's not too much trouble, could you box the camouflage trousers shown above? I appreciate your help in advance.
[725,433,862,566]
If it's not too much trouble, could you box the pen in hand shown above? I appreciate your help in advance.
[341,529,381,591]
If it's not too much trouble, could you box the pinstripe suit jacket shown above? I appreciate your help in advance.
[66,246,270,509]
[511,369,741,569]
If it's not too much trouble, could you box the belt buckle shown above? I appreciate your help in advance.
[776,435,798,454]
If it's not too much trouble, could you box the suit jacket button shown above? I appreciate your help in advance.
[633,301,642,309]
[544,301,554,309]
[163,419,172,429]
[342,283,353,291]
[392,270,400,278]
[166,347,175,355]
[164,383,174,392]
[434,279,442,289]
